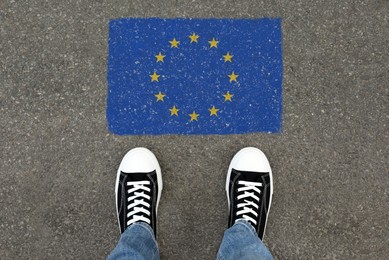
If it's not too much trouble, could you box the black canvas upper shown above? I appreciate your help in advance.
[227,168,271,240]
[117,170,159,235]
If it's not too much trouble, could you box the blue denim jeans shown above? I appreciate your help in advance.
[107,220,273,260]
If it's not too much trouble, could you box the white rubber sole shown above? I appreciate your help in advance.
[225,147,273,239]
[115,147,163,232]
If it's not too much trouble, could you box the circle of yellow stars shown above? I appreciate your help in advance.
[150,33,238,122]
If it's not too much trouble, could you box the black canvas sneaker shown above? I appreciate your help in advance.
[226,147,273,240]
[115,148,163,235]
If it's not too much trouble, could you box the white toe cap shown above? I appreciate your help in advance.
[229,147,271,173]
[118,147,160,173]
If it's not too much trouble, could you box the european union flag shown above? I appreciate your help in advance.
[107,18,282,135]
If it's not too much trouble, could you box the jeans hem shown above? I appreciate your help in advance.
[234,219,258,237]
[130,222,155,238]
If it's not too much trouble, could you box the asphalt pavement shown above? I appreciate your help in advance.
[1,0,388,259]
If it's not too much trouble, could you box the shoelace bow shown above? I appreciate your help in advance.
[126,180,151,227]
[235,180,263,225]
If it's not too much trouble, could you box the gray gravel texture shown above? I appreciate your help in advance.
[1,0,388,259]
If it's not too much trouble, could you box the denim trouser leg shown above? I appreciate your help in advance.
[216,220,274,260]
[108,220,272,260]
[107,222,160,260]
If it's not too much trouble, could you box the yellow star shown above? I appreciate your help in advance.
[223,52,233,62]
[228,71,238,82]
[189,33,200,43]
[150,71,160,82]
[209,38,219,48]
[223,91,234,102]
[155,52,165,62]
[169,38,180,48]
[154,92,166,102]
[209,106,220,116]
[169,105,179,116]
[189,111,200,121]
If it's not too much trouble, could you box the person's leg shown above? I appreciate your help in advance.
[217,147,274,260]
[107,147,163,260]
[217,220,273,260]
[107,222,159,260]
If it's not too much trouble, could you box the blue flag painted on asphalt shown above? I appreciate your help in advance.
[107,18,282,135]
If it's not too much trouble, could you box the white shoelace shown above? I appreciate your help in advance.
[235,180,262,225]
[126,180,151,226]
